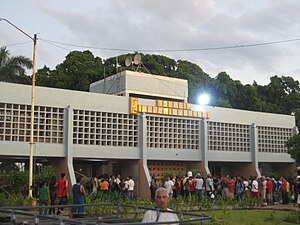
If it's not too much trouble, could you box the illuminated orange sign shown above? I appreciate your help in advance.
[130,97,210,119]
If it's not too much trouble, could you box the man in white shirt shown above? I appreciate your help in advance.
[251,176,259,198]
[126,176,135,200]
[142,187,178,224]
[195,174,204,197]
[164,176,174,199]
[114,174,121,192]
[205,174,214,196]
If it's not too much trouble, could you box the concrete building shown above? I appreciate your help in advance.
[0,70,297,198]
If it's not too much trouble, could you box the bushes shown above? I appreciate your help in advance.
[0,165,55,206]
[5,170,28,194]
[34,166,55,185]
[0,193,24,207]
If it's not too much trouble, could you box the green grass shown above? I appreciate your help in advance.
[198,209,298,225]
[82,194,299,224]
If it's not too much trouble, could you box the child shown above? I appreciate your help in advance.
[38,181,50,215]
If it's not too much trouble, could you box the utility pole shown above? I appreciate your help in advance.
[28,33,37,197]
[0,18,37,197]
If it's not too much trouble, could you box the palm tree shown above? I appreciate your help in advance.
[0,46,32,84]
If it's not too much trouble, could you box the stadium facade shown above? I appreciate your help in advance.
[0,70,297,198]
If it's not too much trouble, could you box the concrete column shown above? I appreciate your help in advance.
[201,118,210,174]
[250,123,261,177]
[138,113,151,199]
[138,159,152,199]
[48,106,75,194]
[66,106,75,186]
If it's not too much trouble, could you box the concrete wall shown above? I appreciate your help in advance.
[0,81,297,198]
[205,105,295,127]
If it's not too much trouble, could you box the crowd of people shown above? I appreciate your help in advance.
[85,174,135,200]
[150,173,300,207]
[37,172,136,217]
[36,171,300,219]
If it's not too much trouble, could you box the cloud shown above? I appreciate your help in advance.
[1,0,300,84]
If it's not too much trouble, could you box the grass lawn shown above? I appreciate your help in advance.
[198,209,299,225]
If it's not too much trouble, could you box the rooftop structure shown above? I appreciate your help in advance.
[90,70,188,102]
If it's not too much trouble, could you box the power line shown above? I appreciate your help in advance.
[39,38,132,52]
[39,37,75,51]
[39,37,300,53]
[141,62,185,98]
[4,41,32,47]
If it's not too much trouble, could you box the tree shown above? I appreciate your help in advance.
[34,165,55,185]
[0,46,32,84]
[37,50,104,91]
[142,54,177,76]
[212,72,242,108]
[105,53,178,76]
[172,60,212,104]
[286,133,300,166]
[255,76,300,114]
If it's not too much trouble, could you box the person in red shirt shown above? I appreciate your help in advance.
[228,177,235,200]
[56,173,69,215]
[190,177,196,195]
[266,177,273,205]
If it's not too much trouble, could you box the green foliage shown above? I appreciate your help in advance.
[0,163,28,195]
[1,189,296,224]
[84,191,153,217]
[0,165,55,199]
[37,50,104,91]
[141,54,177,76]
[0,193,24,207]
[85,197,115,217]
[0,46,32,84]
[0,161,20,172]
[213,195,227,209]
[34,165,55,185]
[8,170,28,194]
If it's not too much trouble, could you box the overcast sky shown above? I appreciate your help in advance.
[1,0,300,85]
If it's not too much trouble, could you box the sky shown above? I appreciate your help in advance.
[1,0,300,85]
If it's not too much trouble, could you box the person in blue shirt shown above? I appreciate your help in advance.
[71,177,85,218]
